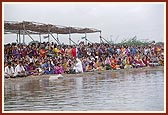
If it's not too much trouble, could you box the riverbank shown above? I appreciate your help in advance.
[4,66,164,84]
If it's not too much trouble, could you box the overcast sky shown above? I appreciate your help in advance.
[3,2,165,44]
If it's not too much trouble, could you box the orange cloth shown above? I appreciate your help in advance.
[39,49,46,57]
[111,59,117,69]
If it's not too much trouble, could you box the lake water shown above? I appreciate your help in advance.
[4,69,164,111]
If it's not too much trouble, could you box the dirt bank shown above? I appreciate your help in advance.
[4,66,164,84]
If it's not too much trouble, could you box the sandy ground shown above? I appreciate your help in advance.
[4,66,164,84]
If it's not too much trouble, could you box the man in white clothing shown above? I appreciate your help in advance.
[73,58,83,73]
[4,62,15,78]
[14,61,26,77]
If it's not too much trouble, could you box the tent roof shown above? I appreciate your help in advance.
[4,21,101,35]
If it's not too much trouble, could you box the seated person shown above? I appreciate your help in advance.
[54,63,64,74]
[111,57,117,70]
[39,48,46,58]
[93,58,103,71]
[26,62,39,76]
[124,57,132,69]
[136,57,146,67]
[158,56,164,66]
[116,58,124,69]
[44,60,54,74]
[73,58,83,73]
[149,56,160,66]
[62,60,69,74]
[86,61,94,72]
[4,62,15,78]
[14,61,27,77]
[35,60,44,75]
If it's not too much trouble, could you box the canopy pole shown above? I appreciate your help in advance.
[23,22,35,42]
[49,32,61,45]
[57,34,60,45]
[19,30,21,44]
[24,30,35,42]
[99,31,102,44]
[16,33,18,43]
[23,29,25,44]
[48,33,50,43]
[69,37,77,46]
[69,34,71,45]
[69,27,71,45]
[85,33,87,45]
[48,26,51,43]
[39,33,41,43]
[101,36,111,45]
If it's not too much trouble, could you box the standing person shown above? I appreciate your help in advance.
[14,61,27,77]
[4,62,15,78]
[72,46,77,58]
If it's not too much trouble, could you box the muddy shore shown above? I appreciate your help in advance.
[4,66,164,84]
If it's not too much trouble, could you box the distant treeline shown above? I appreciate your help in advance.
[6,38,164,46]
[115,38,164,46]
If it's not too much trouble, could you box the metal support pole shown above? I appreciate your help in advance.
[69,27,71,45]
[69,34,71,45]
[69,37,77,46]
[16,33,18,43]
[23,30,25,44]
[23,22,35,42]
[57,34,60,44]
[39,33,41,43]
[48,33,50,43]
[19,30,21,44]
[100,32,102,43]
[102,36,111,45]
[24,30,35,42]
[110,35,113,43]
[49,32,61,45]
[85,33,87,45]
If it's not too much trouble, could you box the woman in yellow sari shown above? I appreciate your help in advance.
[93,57,104,71]
[124,56,132,68]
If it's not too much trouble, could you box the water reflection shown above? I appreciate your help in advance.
[4,70,164,111]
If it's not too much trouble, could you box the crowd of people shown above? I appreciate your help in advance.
[4,41,164,78]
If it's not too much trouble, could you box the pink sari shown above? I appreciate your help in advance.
[54,66,64,74]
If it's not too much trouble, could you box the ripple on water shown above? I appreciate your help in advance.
[4,69,164,111]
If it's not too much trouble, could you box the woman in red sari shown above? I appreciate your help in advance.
[111,56,117,70]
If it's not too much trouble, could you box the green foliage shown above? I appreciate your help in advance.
[117,36,149,46]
